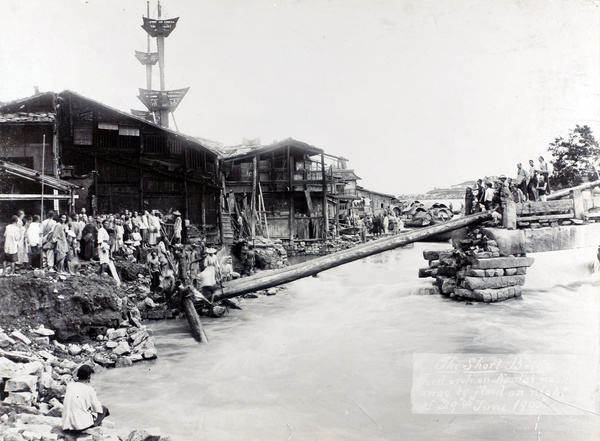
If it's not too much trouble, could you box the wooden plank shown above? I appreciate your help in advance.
[516,200,573,216]
[0,194,75,200]
[212,211,493,302]
[517,214,574,222]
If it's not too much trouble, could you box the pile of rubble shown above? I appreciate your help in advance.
[0,323,164,441]
[284,235,360,257]
[419,227,534,302]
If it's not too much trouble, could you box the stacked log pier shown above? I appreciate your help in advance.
[419,230,534,302]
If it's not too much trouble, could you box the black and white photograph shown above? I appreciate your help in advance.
[0,0,599,440]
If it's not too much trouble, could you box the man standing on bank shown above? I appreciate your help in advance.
[62,365,110,433]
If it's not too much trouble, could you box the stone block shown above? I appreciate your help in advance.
[5,375,38,392]
[113,341,131,356]
[515,267,527,275]
[10,330,31,345]
[484,269,496,277]
[469,255,535,269]
[33,326,55,337]
[465,269,486,277]
[440,278,456,295]
[107,328,129,341]
[0,356,19,378]
[20,361,44,376]
[437,266,457,277]
[32,336,50,346]
[0,332,17,347]
[423,250,439,260]
[463,275,526,290]
[105,341,118,349]
[473,286,522,302]
[504,268,517,276]
[439,252,456,266]
[17,413,61,426]
[115,357,133,368]
[428,259,439,268]
[474,251,493,259]
[3,391,36,406]
[68,344,82,356]
[418,268,434,278]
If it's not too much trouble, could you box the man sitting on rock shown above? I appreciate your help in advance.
[62,365,110,434]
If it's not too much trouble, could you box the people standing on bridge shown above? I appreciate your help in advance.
[538,156,551,195]
[483,182,495,210]
[464,187,475,215]
[499,175,516,229]
[475,179,485,211]
[536,175,548,202]
[527,159,538,201]
[515,163,528,202]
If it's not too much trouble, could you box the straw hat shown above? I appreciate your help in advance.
[173,210,181,216]
[206,247,217,254]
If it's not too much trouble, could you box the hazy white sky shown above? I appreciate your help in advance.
[1,0,599,194]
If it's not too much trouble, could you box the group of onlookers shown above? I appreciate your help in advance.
[465,156,552,216]
[1,206,240,305]
[1,208,183,276]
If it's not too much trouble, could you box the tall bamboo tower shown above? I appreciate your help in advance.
[133,1,189,129]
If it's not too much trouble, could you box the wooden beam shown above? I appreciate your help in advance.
[517,213,574,222]
[213,211,493,302]
[547,180,600,200]
[0,194,77,200]
[516,200,573,216]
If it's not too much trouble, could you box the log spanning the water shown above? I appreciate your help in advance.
[213,211,493,302]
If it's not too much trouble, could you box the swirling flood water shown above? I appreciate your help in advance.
[95,242,600,441]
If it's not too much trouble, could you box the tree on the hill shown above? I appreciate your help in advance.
[547,125,600,189]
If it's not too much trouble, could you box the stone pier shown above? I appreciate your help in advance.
[419,223,600,302]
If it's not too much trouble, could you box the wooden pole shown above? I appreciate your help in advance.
[181,286,209,343]
[321,151,328,239]
[547,180,600,200]
[41,135,45,223]
[250,155,257,239]
[213,211,493,302]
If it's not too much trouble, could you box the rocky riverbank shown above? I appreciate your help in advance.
[0,263,170,441]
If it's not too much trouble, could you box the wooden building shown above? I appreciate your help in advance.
[221,138,336,241]
[355,186,400,217]
[0,91,221,238]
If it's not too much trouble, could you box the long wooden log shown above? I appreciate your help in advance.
[547,179,600,200]
[181,287,209,343]
[213,211,493,302]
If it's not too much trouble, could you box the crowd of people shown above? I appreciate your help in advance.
[1,207,240,302]
[465,156,552,217]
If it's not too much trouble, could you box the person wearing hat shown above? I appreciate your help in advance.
[66,229,81,275]
[172,210,182,245]
[62,365,109,432]
[197,247,221,302]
